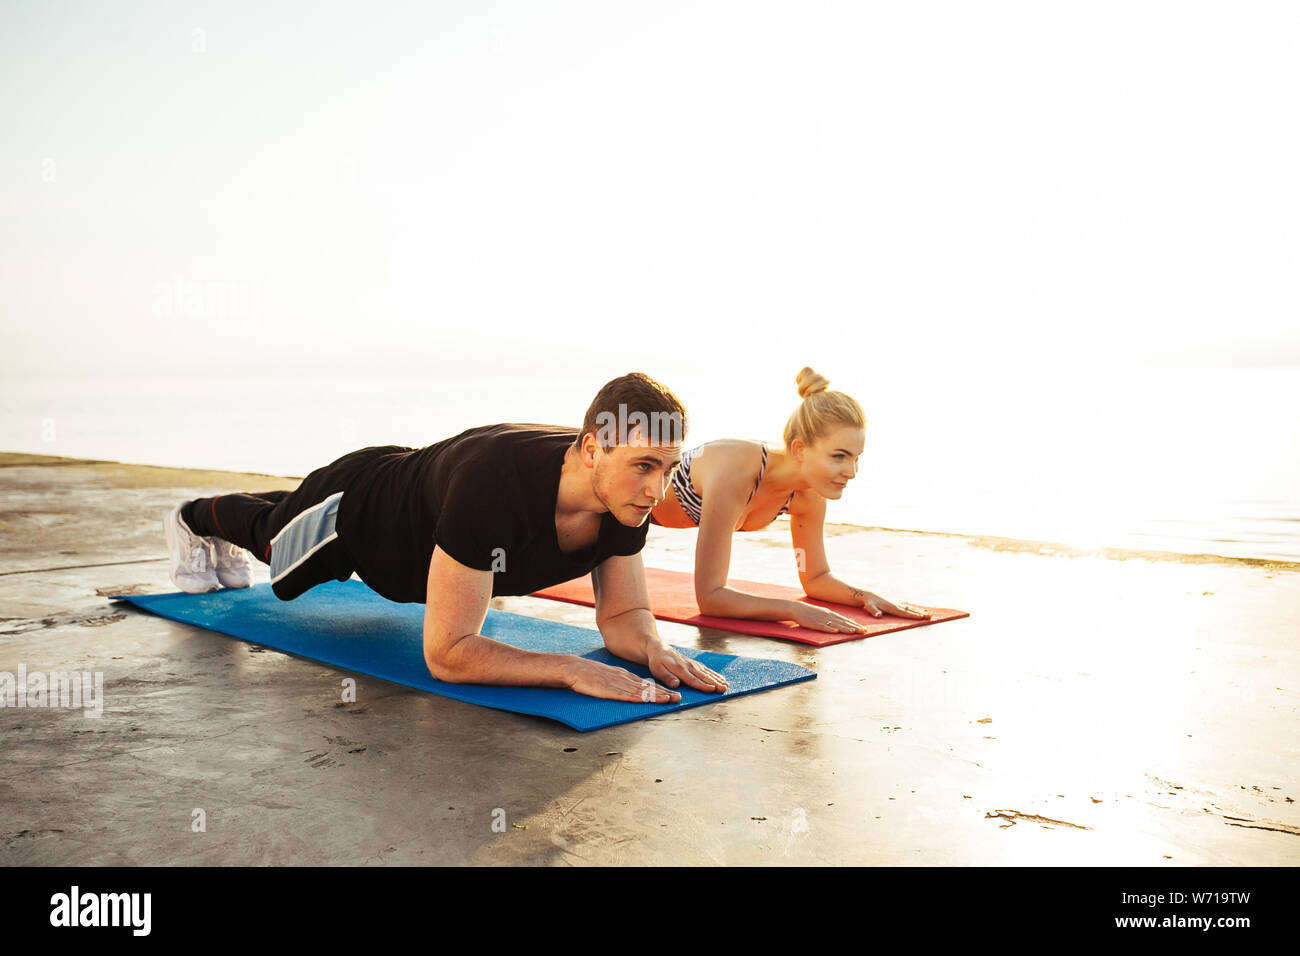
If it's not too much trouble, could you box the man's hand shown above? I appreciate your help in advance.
[646,642,729,693]
[565,657,682,703]
[589,555,727,696]
[856,590,930,620]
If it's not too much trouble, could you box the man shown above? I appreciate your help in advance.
[164,373,728,704]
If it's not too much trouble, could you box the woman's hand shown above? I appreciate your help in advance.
[565,658,682,703]
[789,601,867,634]
[856,590,931,620]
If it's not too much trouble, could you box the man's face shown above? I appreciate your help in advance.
[587,428,682,526]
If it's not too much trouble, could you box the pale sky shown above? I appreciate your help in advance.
[3,0,1298,382]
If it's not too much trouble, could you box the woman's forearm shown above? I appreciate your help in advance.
[800,571,866,607]
[697,585,801,622]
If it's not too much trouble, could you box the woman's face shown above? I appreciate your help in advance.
[797,425,865,499]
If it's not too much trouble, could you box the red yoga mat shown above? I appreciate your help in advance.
[531,567,969,647]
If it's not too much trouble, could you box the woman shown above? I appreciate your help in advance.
[651,368,929,635]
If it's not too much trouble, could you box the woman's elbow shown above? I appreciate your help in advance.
[695,589,727,617]
[798,569,828,594]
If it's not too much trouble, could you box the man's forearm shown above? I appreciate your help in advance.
[425,632,576,688]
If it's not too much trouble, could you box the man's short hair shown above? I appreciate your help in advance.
[580,373,688,449]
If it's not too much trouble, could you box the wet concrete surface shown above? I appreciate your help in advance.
[2,453,1297,865]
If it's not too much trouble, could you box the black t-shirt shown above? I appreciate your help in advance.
[333,424,649,603]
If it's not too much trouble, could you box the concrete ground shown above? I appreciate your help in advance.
[2,452,1297,866]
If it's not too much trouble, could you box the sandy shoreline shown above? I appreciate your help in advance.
[2,451,1297,865]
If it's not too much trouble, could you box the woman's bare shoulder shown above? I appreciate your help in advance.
[690,440,764,491]
[691,438,764,463]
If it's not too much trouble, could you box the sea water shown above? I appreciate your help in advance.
[2,366,1297,562]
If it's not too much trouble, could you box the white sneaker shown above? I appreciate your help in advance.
[164,502,220,594]
[213,538,254,589]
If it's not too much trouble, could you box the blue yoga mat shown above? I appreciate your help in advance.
[111,580,816,732]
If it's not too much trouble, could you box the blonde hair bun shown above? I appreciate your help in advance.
[795,367,830,400]
[783,367,866,449]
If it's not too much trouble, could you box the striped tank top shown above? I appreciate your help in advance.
[670,443,795,527]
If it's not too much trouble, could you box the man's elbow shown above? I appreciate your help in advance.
[423,637,469,684]
[423,651,457,683]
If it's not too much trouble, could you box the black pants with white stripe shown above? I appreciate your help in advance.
[183,446,401,600]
